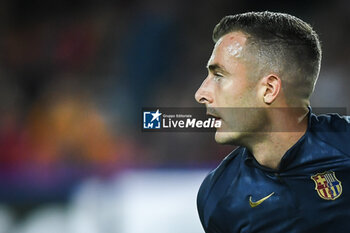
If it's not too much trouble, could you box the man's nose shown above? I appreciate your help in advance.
[195,77,214,104]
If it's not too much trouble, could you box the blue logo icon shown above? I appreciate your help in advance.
[143,109,162,129]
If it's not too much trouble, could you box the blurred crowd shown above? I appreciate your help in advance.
[0,0,349,230]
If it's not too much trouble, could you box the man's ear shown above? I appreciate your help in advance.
[261,74,282,104]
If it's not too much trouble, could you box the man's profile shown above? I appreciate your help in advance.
[195,11,350,233]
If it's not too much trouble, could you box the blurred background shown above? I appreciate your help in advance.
[0,0,349,232]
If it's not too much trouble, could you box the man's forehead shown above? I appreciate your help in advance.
[218,31,247,48]
[207,31,247,66]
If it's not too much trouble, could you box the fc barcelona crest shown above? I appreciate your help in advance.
[311,171,342,200]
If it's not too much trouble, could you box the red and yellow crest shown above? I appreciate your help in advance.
[311,171,342,200]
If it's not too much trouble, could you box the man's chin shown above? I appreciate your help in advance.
[214,131,241,145]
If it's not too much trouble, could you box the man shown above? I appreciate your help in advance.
[195,11,350,233]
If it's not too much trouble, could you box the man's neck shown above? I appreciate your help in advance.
[246,107,309,170]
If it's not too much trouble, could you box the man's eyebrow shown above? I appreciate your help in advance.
[207,64,229,74]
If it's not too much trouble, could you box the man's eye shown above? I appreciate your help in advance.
[213,73,223,82]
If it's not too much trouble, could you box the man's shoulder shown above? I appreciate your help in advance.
[200,147,243,188]
[311,112,350,130]
[310,112,350,155]
[197,147,243,202]
[197,146,244,228]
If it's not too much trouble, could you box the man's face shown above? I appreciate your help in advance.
[195,31,264,144]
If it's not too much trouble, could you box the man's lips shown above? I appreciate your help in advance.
[206,112,222,120]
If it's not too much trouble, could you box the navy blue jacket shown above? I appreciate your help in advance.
[197,110,350,233]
